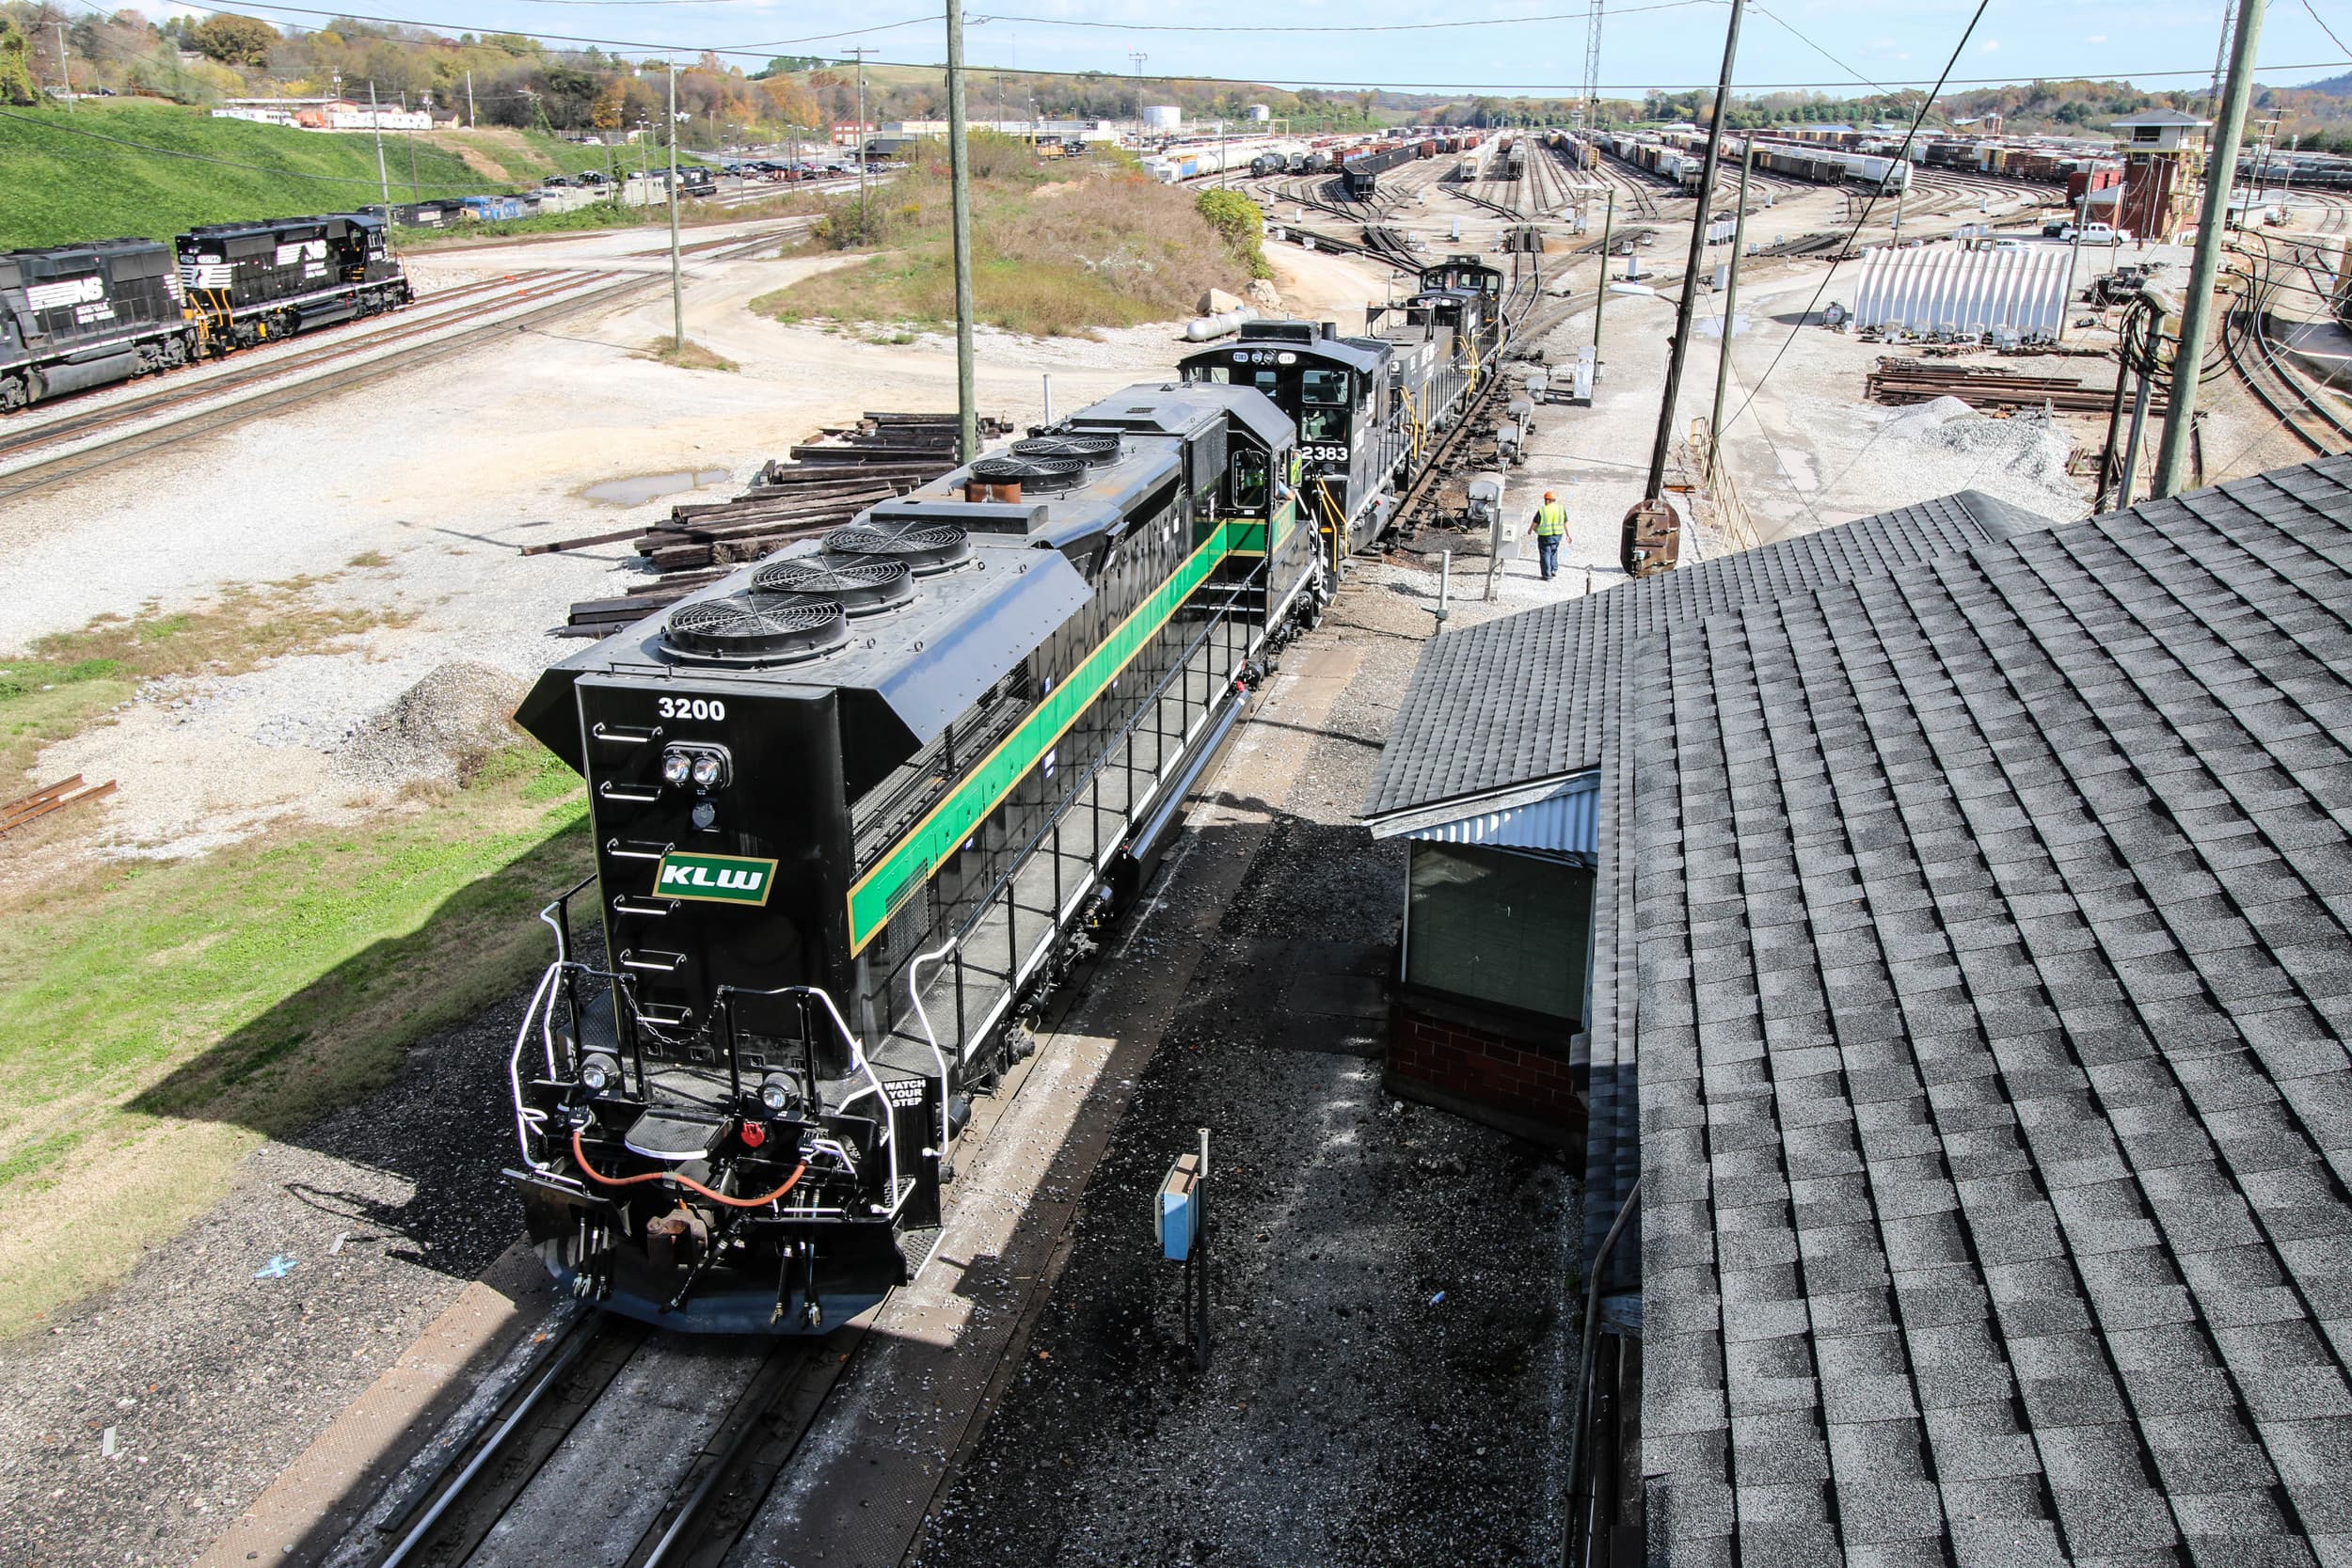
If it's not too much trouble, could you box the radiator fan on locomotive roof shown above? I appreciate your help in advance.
[1009,432,1121,468]
[964,453,1088,497]
[823,518,973,575]
[751,554,916,616]
[662,593,850,665]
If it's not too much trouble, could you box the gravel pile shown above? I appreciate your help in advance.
[1847,393,2084,515]
[335,660,528,785]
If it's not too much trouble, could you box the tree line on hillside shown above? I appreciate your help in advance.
[0,5,1419,139]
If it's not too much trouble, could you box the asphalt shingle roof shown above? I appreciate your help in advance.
[1626,458,2352,1564]
[1361,489,2044,823]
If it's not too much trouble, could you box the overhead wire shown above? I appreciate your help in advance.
[1716,0,1994,436]
[127,0,2352,88]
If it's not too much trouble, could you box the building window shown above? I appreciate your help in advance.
[1404,841,1592,1023]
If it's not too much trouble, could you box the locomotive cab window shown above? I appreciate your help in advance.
[1230,447,1269,512]
[1299,369,1349,442]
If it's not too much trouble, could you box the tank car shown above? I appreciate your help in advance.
[508,383,1318,1332]
[176,212,411,352]
[0,239,198,411]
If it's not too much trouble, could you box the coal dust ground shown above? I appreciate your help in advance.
[912,572,1581,1568]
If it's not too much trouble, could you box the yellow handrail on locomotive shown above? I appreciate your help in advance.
[1313,475,1349,578]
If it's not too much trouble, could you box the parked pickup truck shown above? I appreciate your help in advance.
[2042,220,2127,244]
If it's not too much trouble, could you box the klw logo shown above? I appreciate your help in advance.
[651,851,778,907]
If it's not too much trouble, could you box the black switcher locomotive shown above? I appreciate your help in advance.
[511,382,1315,1332]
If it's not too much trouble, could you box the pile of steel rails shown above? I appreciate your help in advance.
[1865,357,2152,415]
[540,412,1009,636]
[0,774,116,836]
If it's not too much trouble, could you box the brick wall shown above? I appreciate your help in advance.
[1386,992,1583,1146]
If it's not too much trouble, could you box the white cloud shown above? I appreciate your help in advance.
[119,0,213,19]
[2085,33,2108,42]
[1981,38,2000,51]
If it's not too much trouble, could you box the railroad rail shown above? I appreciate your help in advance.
[0,224,802,503]
[0,774,116,836]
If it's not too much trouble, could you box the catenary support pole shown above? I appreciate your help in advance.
[2153,0,2267,498]
[1643,0,1744,503]
[1708,139,1754,478]
[946,1,979,461]
[668,63,685,353]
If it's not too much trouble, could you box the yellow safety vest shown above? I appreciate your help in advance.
[1534,501,1567,538]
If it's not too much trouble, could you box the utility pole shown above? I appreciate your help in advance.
[2153,0,2266,499]
[367,81,392,213]
[466,70,476,129]
[52,20,72,110]
[1639,0,1743,515]
[948,3,979,460]
[850,46,874,237]
[1708,138,1753,478]
[2058,182,2092,343]
[1592,187,1613,352]
[668,62,685,353]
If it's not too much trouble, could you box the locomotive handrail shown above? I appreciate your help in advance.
[905,940,959,1162]
[711,981,907,1221]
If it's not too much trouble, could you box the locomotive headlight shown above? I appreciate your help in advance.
[691,753,723,789]
[758,1073,796,1116]
[660,751,692,787]
[579,1053,622,1094]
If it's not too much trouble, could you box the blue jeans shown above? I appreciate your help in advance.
[1537,533,1561,579]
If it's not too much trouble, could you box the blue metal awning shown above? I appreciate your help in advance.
[1399,769,1598,861]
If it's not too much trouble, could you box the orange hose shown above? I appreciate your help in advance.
[571,1125,808,1209]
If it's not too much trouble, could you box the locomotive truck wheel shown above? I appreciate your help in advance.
[0,374,27,412]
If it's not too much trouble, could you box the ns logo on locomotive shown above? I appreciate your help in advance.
[501,256,1511,1335]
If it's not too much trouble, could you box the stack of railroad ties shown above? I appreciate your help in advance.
[543,411,1010,637]
[1865,357,2163,416]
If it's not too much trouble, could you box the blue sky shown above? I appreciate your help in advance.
[169,0,2352,99]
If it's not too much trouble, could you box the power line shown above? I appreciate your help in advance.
[136,0,2352,90]
[961,1,1710,34]
[1719,0,1994,435]
[2301,0,2352,58]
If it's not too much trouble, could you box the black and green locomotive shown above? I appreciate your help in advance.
[510,383,1312,1332]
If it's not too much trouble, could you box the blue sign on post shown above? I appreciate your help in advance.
[1157,1152,1202,1261]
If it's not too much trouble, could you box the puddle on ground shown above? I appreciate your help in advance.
[583,467,732,507]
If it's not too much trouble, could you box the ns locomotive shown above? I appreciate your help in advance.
[0,211,411,411]
[509,382,1319,1332]
[1177,255,1508,558]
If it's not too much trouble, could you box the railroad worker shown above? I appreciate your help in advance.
[1531,490,1569,580]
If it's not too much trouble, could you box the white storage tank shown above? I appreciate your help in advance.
[1142,105,1183,132]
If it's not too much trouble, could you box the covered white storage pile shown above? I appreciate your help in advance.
[1851,240,2074,341]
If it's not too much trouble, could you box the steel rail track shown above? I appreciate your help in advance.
[0,228,790,504]
[0,270,584,464]
[2223,303,2352,456]
[358,1310,852,1568]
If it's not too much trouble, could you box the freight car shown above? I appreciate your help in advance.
[1340,140,1424,201]
[508,382,1322,1332]
[0,238,198,411]
[176,211,411,351]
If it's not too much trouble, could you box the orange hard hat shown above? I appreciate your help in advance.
[1544,490,1556,500]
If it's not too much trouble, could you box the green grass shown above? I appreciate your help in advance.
[754,145,1255,339]
[0,746,592,1331]
[0,103,618,249]
[2,579,406,784]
